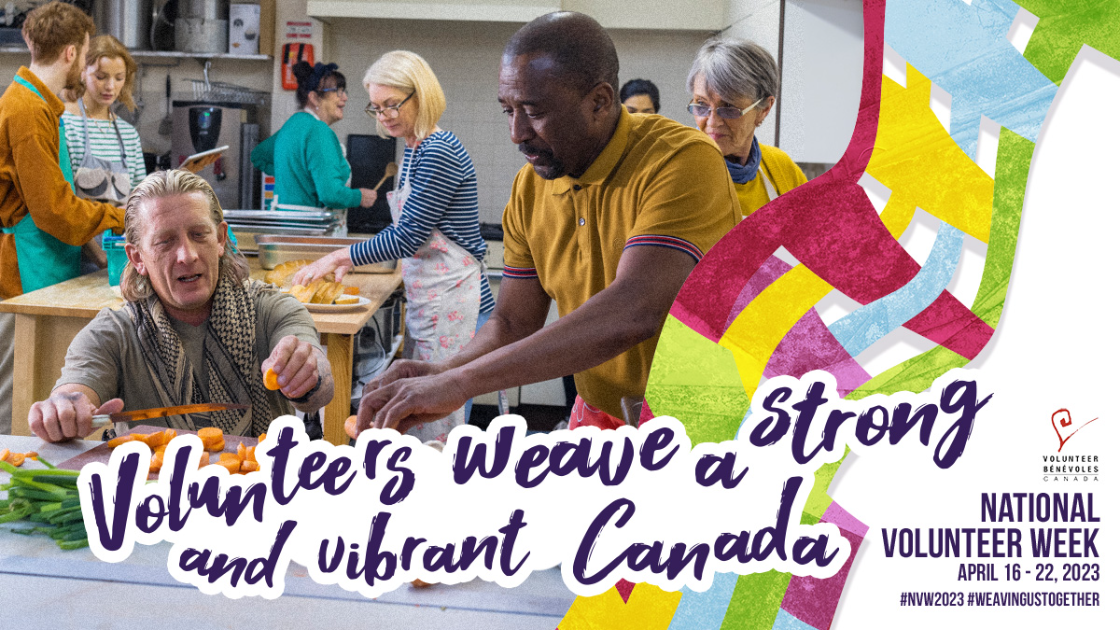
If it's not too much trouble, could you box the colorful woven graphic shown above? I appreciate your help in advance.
[560,0,1120,627]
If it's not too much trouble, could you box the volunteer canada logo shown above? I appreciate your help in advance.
[1043,408,1101,483]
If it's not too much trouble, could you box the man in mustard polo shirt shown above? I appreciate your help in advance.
[356,11,738,432]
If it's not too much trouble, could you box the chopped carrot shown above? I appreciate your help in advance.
[237,441,246,461]
[107,435,134,448]
[244,446,256,464]
[258,433,267,443]
[240,460,259,473]
[8,452,25,467]
[218,452,240,462]
[263,368,281,391]
[197,427,224,450]
[25,451,38,460]
[0,448,9,463]
[344,415,359,440]
[199,452,210,468]
[143,432,166,449]
[216,459,241,474]
[163,428,177,445]
[150,450,164,472]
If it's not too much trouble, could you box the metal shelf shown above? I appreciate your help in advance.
[0,45,269,61]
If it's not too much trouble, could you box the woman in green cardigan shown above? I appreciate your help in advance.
[252,61,377,219]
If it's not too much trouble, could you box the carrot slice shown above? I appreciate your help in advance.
[197,427,224,450]
[217,459,241,474]
[208,438,226,452]
[25,451,38,460]
[150,450,164,472]
[107,435,134,448]
[8,452,25,467]
[263,368,281,391]
[344,415,359,440]
[0,448,9,463]
[218,452,240,462]
[143,432,166,449]
[240,460,259,473]
[237,441,247,461]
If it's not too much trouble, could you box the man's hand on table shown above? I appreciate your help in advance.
[356,360,468,435]
[29,390,123,443]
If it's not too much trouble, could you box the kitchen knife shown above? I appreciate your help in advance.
[92,403,249,428]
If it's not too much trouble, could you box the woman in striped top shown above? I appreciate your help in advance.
[61,35,145,271]
[62,35,146,201]
[294,51,493,442]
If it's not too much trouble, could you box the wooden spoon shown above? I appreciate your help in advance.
[373,161,399,191]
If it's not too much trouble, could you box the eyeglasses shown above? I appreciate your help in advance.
[686,97,763,120]
[366,91,416,120]
[318,87,346,97]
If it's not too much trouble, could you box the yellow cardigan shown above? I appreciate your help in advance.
[734,144,808,218]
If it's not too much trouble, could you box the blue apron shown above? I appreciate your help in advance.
[0,75,82,293]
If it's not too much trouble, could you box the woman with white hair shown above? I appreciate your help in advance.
[294,50,493,442]
[688,38,807,217]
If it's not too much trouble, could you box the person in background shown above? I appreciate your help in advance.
[27,170,334,443]
[251,61,377,220]
[293,50,493,442]
[0,2,125,434]
[60,35,145,270]
[620,78,660,114]
[687,38,807,218]
[354,12,738,434]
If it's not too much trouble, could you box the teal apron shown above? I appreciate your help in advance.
[0,75,82,293]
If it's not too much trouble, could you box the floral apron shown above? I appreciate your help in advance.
[389,157,483,443]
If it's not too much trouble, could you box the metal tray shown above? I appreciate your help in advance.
[254,235,398,273]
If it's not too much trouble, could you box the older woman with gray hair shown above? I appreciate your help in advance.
[688,37,807,218]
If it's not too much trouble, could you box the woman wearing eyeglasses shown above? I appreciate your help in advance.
[688,38,807,218]
[293,50,493,443]
[251,61,378,217]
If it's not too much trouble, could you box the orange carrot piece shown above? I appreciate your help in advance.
[240,460,259,473]
[217,459,241,474]
[150,450,164,472]
[263,368,281,391]
[344,415,359,440]
[25,451,38,460]
[8,452,25,467]
[207,438,225,452]
[244,445,256,464]
[107,435,134,448]
[0,448,9,463]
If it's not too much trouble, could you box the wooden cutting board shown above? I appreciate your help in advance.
[58,425,262,479]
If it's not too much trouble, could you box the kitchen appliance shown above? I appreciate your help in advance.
[170,99,257,210]
[175,0,228,54]
[93,0,151,50]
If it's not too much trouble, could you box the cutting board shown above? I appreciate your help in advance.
[58,425,262,479]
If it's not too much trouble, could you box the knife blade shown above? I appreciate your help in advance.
[92,403,249,428]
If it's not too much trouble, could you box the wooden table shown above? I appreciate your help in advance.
[0,435,572,626]
[0,263,401,445]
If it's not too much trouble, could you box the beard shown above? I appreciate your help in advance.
[63,56,83,92]
[519,143,565,180]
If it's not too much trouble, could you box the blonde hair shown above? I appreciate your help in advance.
[72,35,139,111]
[363,51,446,141]
[120,170,248,302]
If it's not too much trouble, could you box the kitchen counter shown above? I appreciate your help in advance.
[0,261,401,445]
[0,435,571,627]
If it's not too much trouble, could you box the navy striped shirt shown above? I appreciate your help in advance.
[350,131,494,313]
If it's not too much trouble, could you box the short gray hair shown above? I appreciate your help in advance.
[120,169,248,302]
[687,37,779,104]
